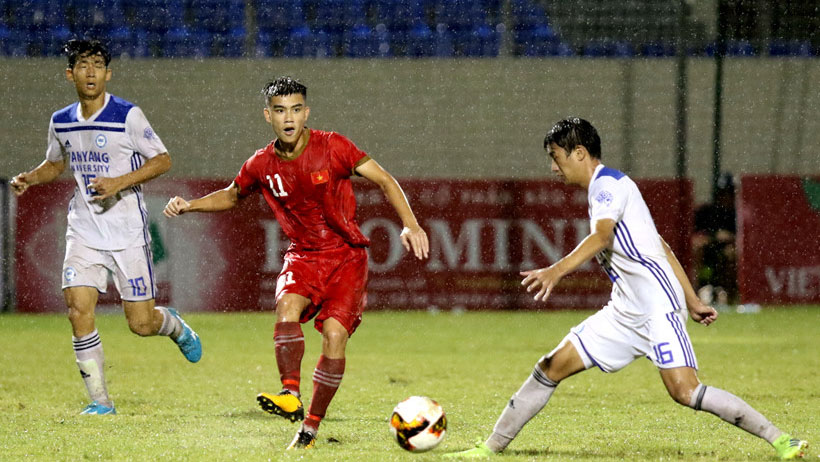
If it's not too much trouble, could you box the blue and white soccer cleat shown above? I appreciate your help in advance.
[167,308,202,363]
[80,401,116,415]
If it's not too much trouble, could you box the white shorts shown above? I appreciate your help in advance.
[562,303,698,373]
[62,239,157,302]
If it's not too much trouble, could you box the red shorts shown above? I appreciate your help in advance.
[275,245,368,335]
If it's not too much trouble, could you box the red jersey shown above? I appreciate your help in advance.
[234,129,371,251]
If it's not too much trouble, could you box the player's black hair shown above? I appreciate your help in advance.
[544,117,602,159]
[64,39,111,68]
[262,76,307,106]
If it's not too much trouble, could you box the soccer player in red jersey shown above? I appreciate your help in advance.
[163,76,429,449]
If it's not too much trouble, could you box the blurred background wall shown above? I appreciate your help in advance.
[0,0,818,202]
[1,57,817,202]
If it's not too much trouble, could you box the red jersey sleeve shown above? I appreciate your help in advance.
[234,151,262,197]
[328,132,369,177]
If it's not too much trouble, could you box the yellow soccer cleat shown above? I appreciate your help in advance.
[287,429,316,450]
[257,390,304,422]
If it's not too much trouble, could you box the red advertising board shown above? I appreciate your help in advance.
[738,175,820,304]
[14,177,692,313]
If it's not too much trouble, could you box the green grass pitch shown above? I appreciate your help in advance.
[1,307,817,461]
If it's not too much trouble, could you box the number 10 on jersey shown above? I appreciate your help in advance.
[266,174,288,197]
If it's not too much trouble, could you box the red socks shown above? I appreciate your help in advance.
[274,322,304,394]
[304,355,345,431]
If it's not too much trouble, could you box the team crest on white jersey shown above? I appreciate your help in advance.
[595,190,614,206]
[144,127,155,140]
[64,267,77,282]
[95,134,107,148]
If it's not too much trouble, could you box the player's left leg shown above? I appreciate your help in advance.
[290,317,348,450]
[114,245,201,362]
[122,300,202,363]
[660,366,806,458]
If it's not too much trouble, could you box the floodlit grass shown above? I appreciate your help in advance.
[0,307,817,461]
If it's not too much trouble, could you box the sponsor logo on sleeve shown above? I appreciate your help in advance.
[144,127,155,140]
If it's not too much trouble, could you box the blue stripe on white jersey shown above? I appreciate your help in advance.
[665,312,696,367]
[130,152,151,246]
[614,222,682,311]
[588,164,685,321]
[55,125,125,133]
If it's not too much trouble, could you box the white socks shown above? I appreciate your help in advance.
[486,363,558,452]
[689,383,781,443]
[155,306,183,340]
[73,329,111,407]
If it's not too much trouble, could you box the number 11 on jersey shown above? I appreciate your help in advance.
[266,174,288,197]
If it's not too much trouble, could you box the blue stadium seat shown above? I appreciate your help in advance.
[256,0,306,56]
[406,20,434,57]
[5,27,31,56]
[283,24,314,57]
[515,21,556,57]
[343,22,377,57]
[198,0,246,56]
[450,22,498,57]
[581,39,634,57]
[769,39,813,57]
[432,22,453,57]
[705,39,756,57]
[640,41,676,57]
[257,0,305,32]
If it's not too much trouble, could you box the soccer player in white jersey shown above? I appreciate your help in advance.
[9,39,202,416]
[446,118,808,460]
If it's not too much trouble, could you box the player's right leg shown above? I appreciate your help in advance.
[62,240,116,414]
[446,339,587,458]
[65,286,115,414]
[257,292,311,422]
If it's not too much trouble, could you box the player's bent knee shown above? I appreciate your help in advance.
[323,327,347,346]
[666,381,699,406]
[127,318,157,337]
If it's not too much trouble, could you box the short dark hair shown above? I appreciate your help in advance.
[262,76,307,106]
[64,39,111,68]
[544,117,602,159]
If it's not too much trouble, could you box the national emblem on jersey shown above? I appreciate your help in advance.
[311,169,329,185]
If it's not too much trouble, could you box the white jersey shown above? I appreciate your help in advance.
[46,93,167,250]
[588,164,685,325]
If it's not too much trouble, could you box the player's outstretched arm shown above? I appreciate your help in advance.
[164,182,241,217]
[356,159,429,260]
[10,159,66,196]
[661,237,717,326]
[90,153,171,200]
[521,218,615,302]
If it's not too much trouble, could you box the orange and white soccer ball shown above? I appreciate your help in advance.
[389,396,447,452]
